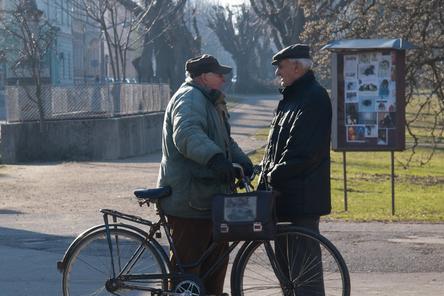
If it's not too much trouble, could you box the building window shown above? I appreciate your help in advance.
[60,52,66,80]
[67,52,72,80]
[60,0,63,24]
[56,0,61,24]
[67,0,71,26]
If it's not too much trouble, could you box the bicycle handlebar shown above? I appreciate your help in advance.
[232,163,261,193]
[134,164,262,206]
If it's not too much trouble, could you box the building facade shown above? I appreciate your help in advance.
[71,1,104,84]
[0,0,105,86]
[0,0,145,88]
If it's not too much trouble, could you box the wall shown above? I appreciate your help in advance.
[0,112,164,163]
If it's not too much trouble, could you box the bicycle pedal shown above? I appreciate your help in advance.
[155,232,161,238]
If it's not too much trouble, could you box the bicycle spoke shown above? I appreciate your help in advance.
[234,227,350,296]
[117,244,145,276]
[241,284,282,291]
[242,256,277,284]
[63,228,167,296]
[242,286,285,296]
[74,256,109,276]
[78,285,106,296]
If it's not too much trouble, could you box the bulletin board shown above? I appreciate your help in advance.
[330,50,406,151]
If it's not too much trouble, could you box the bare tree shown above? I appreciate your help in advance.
[301,0,444,166]
[208,4,270,93]
[249,0,306,49]
[152,1,201,90]
[103,0,199,90]
[69,0,185,82]
[0,0,58,126]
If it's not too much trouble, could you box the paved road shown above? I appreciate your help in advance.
[1,94,443,295]
[321,221,444,295]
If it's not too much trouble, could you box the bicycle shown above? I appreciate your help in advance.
[57,164,350,296]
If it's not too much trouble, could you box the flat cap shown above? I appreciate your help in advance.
[186,54,232,76]
[272,44,311,65]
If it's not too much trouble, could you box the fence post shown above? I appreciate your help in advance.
[391,151,396,215]
[343,151,348,211]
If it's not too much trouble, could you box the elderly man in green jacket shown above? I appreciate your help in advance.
[157,54,253,295]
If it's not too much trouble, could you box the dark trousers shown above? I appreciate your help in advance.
[167,215,228,295]
[275,215,325,296]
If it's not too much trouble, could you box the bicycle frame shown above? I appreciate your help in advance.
[99,204,244,289]
[59,163,299,295]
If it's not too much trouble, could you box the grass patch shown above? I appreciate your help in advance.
[330,148,444,222]
[255,128,270,140]
[247,92,443,222]
[404,94,444,145]
[249,147,444,222]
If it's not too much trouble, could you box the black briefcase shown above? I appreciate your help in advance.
[212,190,276,241]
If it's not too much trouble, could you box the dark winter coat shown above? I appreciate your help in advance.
[259,70,332,219]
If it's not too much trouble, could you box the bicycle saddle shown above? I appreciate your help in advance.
[133,186,172,200]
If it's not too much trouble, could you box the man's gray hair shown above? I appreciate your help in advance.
[289,58,313,70]
[185,71,193,82]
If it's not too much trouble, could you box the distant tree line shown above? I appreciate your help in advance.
[300,0,443,166]
[1,0,442,163]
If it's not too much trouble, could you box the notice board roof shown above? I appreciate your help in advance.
[322,39,416,51]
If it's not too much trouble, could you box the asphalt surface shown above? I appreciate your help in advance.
[1,94,443,295]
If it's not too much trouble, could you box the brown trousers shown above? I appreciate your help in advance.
[167,215,229,295]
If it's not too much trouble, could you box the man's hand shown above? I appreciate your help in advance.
[207,154,236,184]
[240,161,254,178]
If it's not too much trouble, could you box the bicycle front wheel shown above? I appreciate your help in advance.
[62,227,168,295]
[232,226,350,296]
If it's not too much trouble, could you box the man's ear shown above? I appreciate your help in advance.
[293,62,300,74]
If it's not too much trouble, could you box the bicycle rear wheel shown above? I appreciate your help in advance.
[232,226,350,296]
[62,227,168,295]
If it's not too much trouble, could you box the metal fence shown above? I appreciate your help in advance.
[4,83,170,123]
[0,90,5,121]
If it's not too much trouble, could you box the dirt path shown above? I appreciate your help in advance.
[0,155,161,235]
[0,94,278,235]
[1,94,444,295]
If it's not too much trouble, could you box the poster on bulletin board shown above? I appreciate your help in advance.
[343,51,398,146]
[322,39,412,151]
[322,39,414,215]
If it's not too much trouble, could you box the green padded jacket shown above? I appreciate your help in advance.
[157,82,250,218]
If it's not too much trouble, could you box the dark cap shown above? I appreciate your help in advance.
[185,54,232,76]
[271,44,311,65]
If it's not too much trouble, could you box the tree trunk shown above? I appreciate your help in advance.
[234,55,253,93]
[133,41,154,82]
[154,18,201,91]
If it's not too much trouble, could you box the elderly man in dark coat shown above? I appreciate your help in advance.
[259,44,332,295]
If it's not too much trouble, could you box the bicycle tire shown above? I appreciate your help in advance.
[62,227,168,295]
[231,226,350,296]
